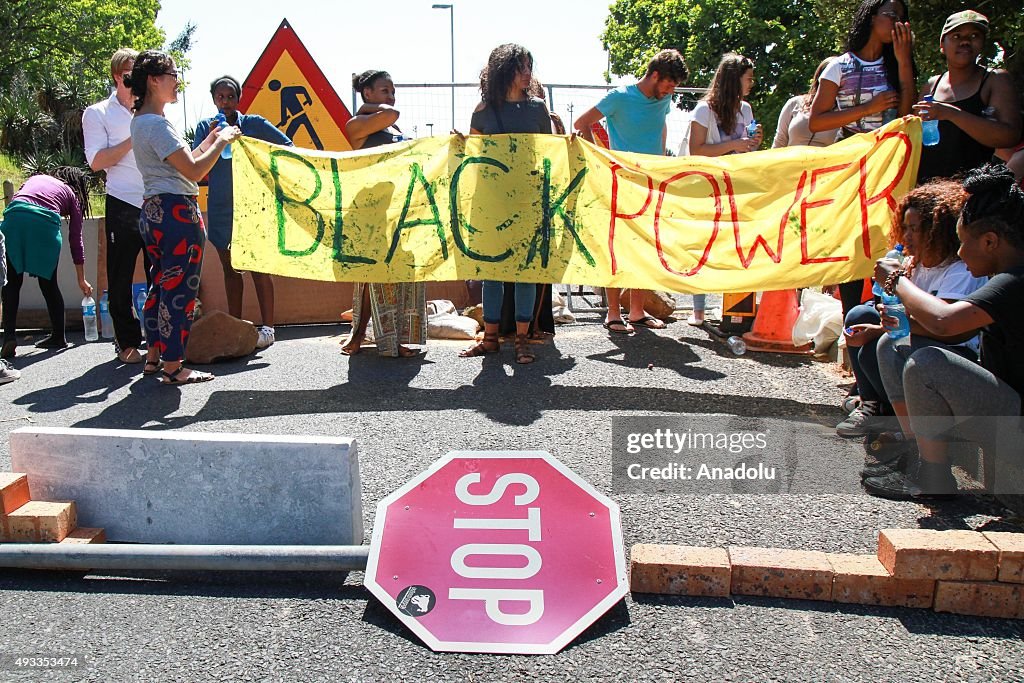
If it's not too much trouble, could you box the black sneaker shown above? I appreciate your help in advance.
[862,470,920,501]
[836,400,881,437]
[863,466,957,501]
[860,442,916,480]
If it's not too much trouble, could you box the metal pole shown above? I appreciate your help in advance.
[449,6,455,131]
[0,544,369,572]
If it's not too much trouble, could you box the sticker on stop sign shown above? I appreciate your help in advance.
[364,451,628,654]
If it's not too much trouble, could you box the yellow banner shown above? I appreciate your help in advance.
[231,118,920,293]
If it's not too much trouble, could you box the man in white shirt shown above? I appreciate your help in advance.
[83,48,149,364]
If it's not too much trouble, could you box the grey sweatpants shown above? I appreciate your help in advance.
[876,333,976,404]
[901,345,1022,493]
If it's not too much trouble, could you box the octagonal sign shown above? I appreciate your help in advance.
[364,451,627,654]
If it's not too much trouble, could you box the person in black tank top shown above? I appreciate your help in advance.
[341,70,427,358]
[914,10,1021,184]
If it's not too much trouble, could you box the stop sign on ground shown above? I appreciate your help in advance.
[364,451,628,654]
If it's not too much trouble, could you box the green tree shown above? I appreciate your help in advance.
[602,0,1022,145]
[0,0,164,97]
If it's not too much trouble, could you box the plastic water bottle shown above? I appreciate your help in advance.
[872,244,904,297]
[136,287,148,333]
[214,112,232,159]
[921,96,941,146]
[726,336,747,355]
[746,120,758,139]
[82,296,99,341]
[99,290,114,339]
[881,291,911,340]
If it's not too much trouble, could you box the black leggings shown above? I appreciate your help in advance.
[2,257,65,342]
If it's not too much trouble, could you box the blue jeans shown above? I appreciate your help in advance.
[692,293,706,312]
[482,281,535,325]
[844,304,885,404]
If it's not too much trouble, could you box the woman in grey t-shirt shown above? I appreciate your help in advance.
[127,50,240,385]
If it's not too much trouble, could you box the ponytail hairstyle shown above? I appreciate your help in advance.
[209,75,241,97]
[124,50,175,111]
[802,57,835,111]
[960,163,1024,249]
[48,166,92,220]
[703,53,753,135]
[352,70,392,101]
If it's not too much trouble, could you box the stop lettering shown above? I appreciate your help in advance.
[365,451,628,654]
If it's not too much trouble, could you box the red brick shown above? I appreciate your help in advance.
[934,581,1024,619]
[878,529,998,581]
[0,472,31,514]
[630,544,730,597]
[728,546,833,601]
[3,501,77,542]
[59,527,106,544]
[827,553,935,608]
[981,532,1024,584]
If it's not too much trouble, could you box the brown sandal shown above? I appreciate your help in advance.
[459,332,500,358]
[514,334,536,364]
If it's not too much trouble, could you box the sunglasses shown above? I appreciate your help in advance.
[120,72,131,81]
[878,10,906,20]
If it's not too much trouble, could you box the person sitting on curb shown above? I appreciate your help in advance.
[838,179,986,439]
[862,164,1023,500]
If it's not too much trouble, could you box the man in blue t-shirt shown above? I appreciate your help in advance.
[573,49,689,334]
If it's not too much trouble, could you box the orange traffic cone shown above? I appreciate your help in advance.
[742,289,813,354]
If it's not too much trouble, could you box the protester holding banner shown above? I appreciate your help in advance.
[773,58,841,149]
[194,75,293,350]
[809,0,917,318]
[573,49,689,335]
[862,164,1023,500]
[459,44,553,364]
[682,53,762,327]
[341,69,426,358]
[127,50,240,385]
[1,168,94,359]
[914,10,1021,185]
[837,179,985,438]
[83,48,150,365]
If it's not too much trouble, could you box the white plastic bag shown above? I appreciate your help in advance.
[792,289,843,352]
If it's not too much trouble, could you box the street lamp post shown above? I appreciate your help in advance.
[431,3,455,131]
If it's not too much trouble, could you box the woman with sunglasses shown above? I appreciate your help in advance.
[809,0,917,319]
[127,50,240,385]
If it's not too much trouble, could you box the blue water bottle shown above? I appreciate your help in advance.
[881,291,911,340]
[214,112,232,159]
[746,120,758,139]
[872,244,904,297]
[921,96,940,146]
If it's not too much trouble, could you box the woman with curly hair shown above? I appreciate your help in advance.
[341,69,426,358]
[809,0,917,320]
[127,50,240,385]
[1,166,94,359]
[683,53,762,326]
[459,44,553,365]
[864,164,1024,499]
[838,178,986,438]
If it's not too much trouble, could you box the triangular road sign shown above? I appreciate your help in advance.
[240,19,353,151]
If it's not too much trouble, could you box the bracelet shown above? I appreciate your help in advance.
[883,269,906,296]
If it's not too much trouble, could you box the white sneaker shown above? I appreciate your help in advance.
[255,325,275,349]
[0,359,21,385]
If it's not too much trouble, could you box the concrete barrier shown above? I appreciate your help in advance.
[10,427,363,545]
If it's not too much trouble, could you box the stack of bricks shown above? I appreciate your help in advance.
[0,472,105,544]
[631,528,1024,619]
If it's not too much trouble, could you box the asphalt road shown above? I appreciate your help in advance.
[1,312,1022,682]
